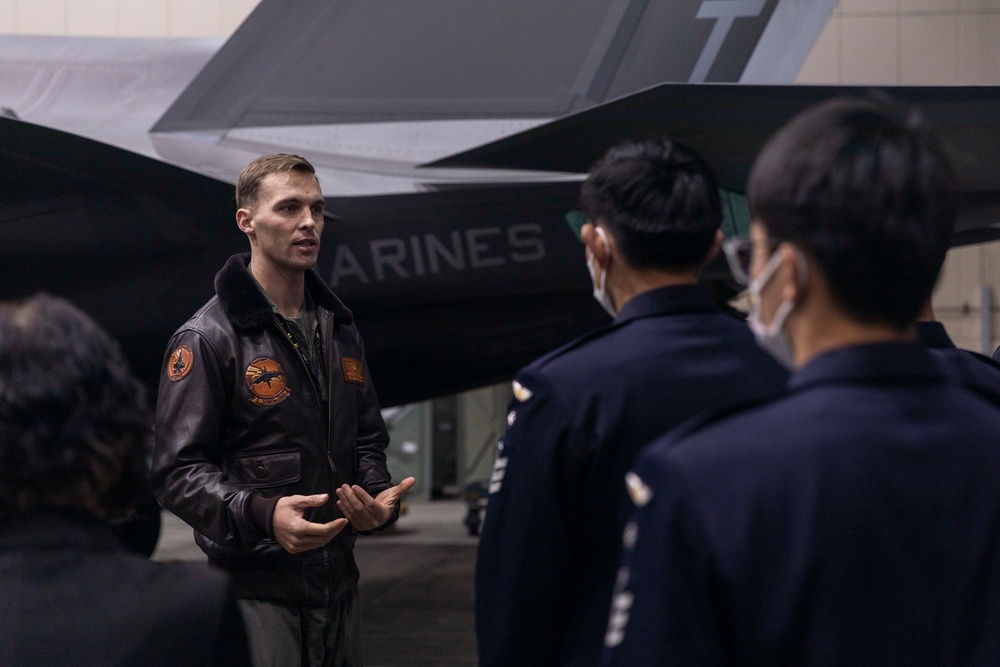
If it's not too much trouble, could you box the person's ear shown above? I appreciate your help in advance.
[582,223,611,268]
[777,243,806,301]
[702,229,724,266]
[236,208,254,237]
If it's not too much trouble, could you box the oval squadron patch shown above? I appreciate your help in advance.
[167,344,194,382]
[245,357,291,406]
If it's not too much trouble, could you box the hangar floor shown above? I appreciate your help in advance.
[153,501,479,667]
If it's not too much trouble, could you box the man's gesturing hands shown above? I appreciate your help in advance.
[336,477,417,532]
[271,479,416,553]
[272,494,348,554]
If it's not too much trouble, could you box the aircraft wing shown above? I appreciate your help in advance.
[0,1,838,195]
[428,83,1000,245]
[0,116,243,391]
[0,116,607,405]
[0,0,849,406]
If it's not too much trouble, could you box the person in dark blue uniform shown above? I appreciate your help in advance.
[474,139,790,667]
[918,300,1000,399]
[605,96,1000,666]
[917,304,961,350]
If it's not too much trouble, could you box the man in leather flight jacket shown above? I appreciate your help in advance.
[153,154,413,667]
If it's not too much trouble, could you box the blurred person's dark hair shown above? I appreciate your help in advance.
[0,294,151,522]
[747,95,956,330]
[580,138,722,271]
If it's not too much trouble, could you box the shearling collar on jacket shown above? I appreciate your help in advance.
[214,253,353,330]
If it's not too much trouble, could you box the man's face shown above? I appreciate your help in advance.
[240,170,325,273]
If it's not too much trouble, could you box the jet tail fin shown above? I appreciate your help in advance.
[153,0,837,134]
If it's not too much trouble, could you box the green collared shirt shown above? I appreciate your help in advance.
[258,282,327,400]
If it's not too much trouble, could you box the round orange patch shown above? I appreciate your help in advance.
[167,344,194,382]
[245,357,291,406]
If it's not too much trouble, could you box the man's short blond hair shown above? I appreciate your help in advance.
[236,153,317,210]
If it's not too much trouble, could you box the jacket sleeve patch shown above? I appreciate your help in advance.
[167,344,194,382]
[341,357,365,385]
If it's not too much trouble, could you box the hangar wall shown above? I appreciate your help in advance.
[0,0,257,36]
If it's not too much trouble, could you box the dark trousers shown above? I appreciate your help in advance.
[237,588,363,667]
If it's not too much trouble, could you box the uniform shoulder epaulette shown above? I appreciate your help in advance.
[656,384,788,453]
[526,321,620,372]
[931,347,1000,407]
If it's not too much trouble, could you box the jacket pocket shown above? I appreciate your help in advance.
[223,449,302,489]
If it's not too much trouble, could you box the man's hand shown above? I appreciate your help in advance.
[272,494,348,554]
[335,477,416,532]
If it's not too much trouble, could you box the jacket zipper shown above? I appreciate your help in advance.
[272,315,336,473]
[273,313,336,608]
[325,311,336,475]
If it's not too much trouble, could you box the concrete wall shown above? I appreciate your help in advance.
[0,0,256,36]
[795,0,1000,353]
[797,1,1000,87]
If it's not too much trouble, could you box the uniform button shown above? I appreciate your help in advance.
[253,461,267,478]
[622,522,638,549]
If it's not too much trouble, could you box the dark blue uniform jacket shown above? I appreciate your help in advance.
[918,320,959,349]
[607,343,1000,666]
[475,284,789,667]
[918,321,1000,399]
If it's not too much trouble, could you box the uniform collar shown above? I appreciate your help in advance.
[214,252,353,330]
[524,284,722,371]
[614,284,718,324]
[0,507,121,553]
[915,321,956,349]
[790,342,948,393]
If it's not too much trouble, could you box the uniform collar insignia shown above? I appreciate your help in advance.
[625,472,653,507]
[512,380,533,402]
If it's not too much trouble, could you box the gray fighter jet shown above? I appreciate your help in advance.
[0,0,886,405]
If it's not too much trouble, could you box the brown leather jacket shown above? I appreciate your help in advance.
[152,254,393,606]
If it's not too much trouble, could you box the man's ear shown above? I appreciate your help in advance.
[777,243,806,301]
[702,229,724,266]
[236,208,254,237]
[582,222,611,268]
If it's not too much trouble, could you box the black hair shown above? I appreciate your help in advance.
[747,95,956,330]
[0,294,151,520]
[580,138,722,271]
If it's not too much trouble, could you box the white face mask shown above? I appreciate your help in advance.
[747,247,801,368]
[587,227,617,318]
